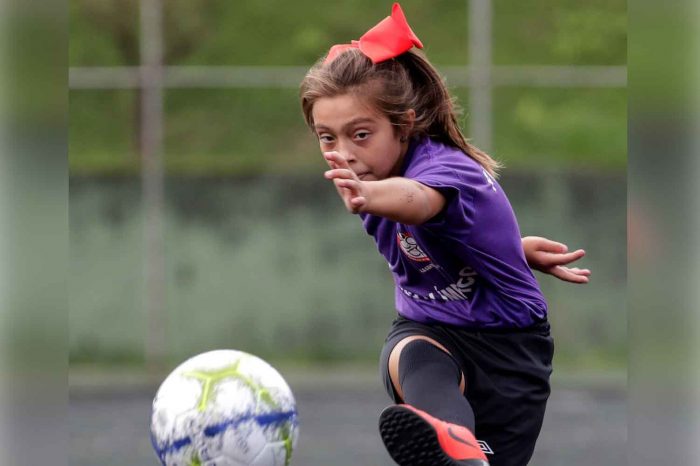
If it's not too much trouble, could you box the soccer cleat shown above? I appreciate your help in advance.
[379,404,489,466]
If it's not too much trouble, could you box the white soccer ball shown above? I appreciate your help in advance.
[150,350,299,466]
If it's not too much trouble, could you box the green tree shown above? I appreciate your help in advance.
[73,0,222,154]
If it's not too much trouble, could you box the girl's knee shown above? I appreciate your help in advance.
[387,335,465,402]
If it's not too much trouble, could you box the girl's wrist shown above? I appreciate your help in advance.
[360,180,376,214]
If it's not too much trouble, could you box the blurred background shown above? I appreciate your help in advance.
[68,1,626,465]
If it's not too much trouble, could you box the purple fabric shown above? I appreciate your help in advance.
[360,137,547,328]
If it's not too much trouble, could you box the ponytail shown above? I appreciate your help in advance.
[397,50,501,177]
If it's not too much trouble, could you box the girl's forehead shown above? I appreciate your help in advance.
[312,94,385,127]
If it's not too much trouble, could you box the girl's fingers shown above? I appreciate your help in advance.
[553,271,589,284]
[552,266,590,283]
[544,249,586,267]
[325,168,357,180]
[333,179,358,202]
[333,180,354,196]
[350,196,367,209]
[539,238,568,253]
[323,151,351,169]
[323,153,341,171]
[335,178,361,191]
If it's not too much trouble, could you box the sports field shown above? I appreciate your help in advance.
[70,369,625,466]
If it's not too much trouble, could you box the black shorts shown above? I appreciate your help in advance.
[379,316,554,466]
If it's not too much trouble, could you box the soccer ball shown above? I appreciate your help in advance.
[150,350,299,466]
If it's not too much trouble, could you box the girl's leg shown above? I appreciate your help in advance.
[379,335,489,465]
[388,336,475,430]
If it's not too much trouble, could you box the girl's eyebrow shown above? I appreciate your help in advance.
[314,117,377,132]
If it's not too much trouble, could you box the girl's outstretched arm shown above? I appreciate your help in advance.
[522,236,591,284]
[323,152,445,225]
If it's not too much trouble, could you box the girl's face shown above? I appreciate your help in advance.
[311,94,413,181]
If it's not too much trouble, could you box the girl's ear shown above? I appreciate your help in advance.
[401,109,416,140]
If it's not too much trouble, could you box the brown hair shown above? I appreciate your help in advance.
[300,48,501,177]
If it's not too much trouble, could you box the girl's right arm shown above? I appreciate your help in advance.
[323,152,445,225]
[363,177,445,225]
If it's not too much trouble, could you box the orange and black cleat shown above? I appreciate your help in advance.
[379,404,490,466]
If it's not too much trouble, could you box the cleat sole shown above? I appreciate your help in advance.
[379,406,489,466]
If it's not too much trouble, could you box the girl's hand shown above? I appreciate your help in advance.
[522,236,591,284]
[323,151,369,214]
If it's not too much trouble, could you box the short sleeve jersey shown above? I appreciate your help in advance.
[360,137,547,328]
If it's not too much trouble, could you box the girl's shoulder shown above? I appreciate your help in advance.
[406,137,482,179]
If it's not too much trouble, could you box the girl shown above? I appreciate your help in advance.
[299,4,589,466]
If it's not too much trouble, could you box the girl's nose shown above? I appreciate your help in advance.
[342,151,357,164]
[335,142,356,164]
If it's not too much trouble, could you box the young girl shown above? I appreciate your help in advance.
[299,4,589,466]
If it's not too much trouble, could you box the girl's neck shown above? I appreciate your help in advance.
[389,136,419,178]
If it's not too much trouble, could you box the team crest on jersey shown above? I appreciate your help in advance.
[397,232,431,262]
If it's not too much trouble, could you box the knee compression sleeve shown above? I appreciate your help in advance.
[398,339,476,431]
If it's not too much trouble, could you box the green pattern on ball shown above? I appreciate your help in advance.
[183,356,295,465]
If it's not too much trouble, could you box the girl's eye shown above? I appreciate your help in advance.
[354,131,370,140]
[318,135,334,144]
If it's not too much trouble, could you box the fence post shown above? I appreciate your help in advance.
[469,0,493,151]
[140,0,166,372]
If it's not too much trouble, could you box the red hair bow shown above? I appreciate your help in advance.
[324,3,424,65]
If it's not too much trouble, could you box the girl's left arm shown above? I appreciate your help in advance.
[522,236,591,284]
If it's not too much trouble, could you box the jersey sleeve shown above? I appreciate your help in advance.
[405,158,477,239]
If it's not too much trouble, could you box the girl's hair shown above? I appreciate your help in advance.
[300,48,501,177]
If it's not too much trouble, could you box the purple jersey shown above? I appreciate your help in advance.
[361,137,547,328]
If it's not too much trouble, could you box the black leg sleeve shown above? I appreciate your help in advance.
[398,339,476,431]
